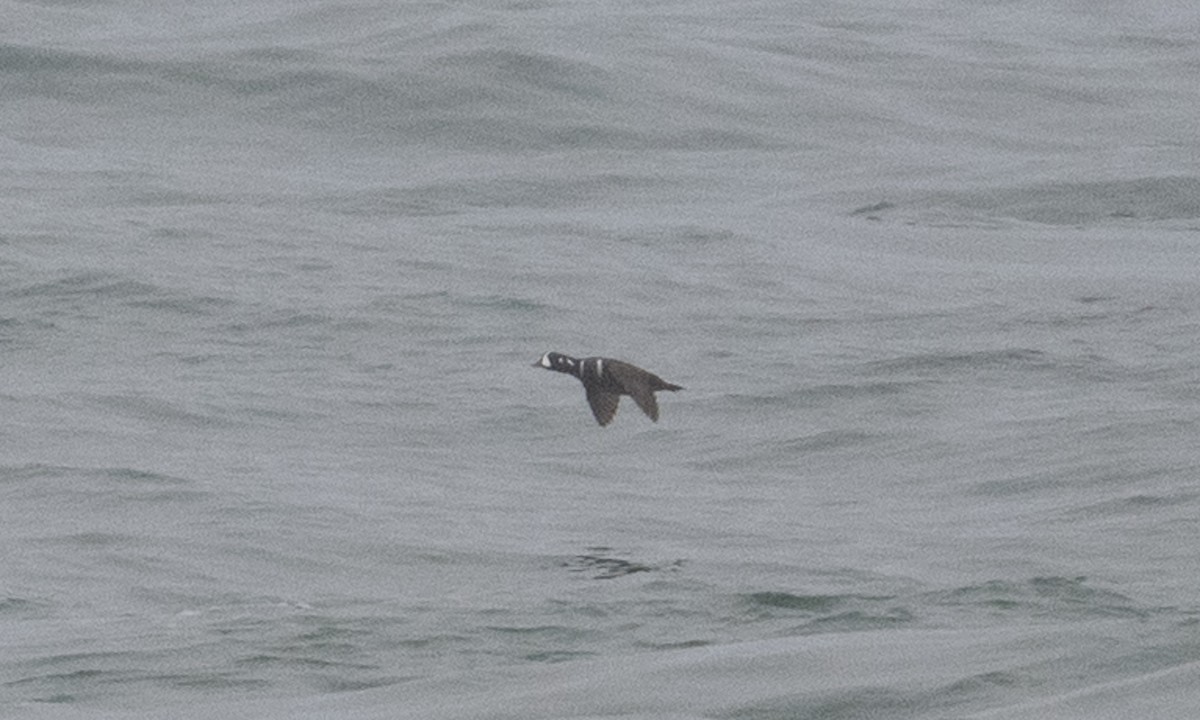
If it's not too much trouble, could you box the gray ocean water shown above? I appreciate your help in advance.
[4,1,1200,717]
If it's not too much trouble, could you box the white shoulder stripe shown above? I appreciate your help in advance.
[595,358,603,378]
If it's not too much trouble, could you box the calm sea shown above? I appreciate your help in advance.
[4,1,1200,717]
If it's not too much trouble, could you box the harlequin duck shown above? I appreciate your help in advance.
[533,352,683,426]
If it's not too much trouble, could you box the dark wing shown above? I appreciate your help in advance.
[585,386,620,426]
[605,360,665,422]
[628,387,660,422]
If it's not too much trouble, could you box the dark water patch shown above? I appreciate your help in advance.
[722,388,818,411]
[126,294,233,316]
[616,224,742,248]
[34,531,134,548]
[102,466,194,486]
[81,393,237,431]
[235,653,378,671]
[220,310,339,334]
[738,589,914,634]
[212,309,377,357]
[995,176,1200,224]
[722,381,921,411]
[1063,469,1199,518]
[728,666,1032,720]
[1124,492,1192,507]
[930,576,1149,620]
[0,596,52,616]
[0,44,153,101]
[565,555,652,579]
[168,352,226,366]
[805,380,920,401]
[640,638,713,651]
[917,176,1200,226]
[316,186,461,217]
[743,591,854,613]
[968,465,1082,498]
[290,624,375,646]
[454,294,549,314]
[11,272,162,302]
[723,686,922,720]
[773,430,876,454]
[1001,301,1180,345]
[483,624,596,655]
[3,654,170,705]
[0,312,60,351]
[312,675,409,693]
[123,187,234,208]
[561,548,686,580]
[147,225,218,241]
[2,464,209,506]
[1006,309,1119,331]
[247,43,774,150]
[848,200,896,219]
[522,650,594,663]
[2,463,193,486]
[423,47,771,150]
[1081,491,1200,517]
[391,633,474,651]
[157,673,272,692]
[862,347,1052,377]
[939,669,1022,696]
[690,430,878,473]
[381,172,667,214]
[6,272,230,322]
[723,312,835,334]
[160,56,351,101]
[262,625,382,667]
[969,457,1190,500]
[430,48,614,98]
[797,607,916,634]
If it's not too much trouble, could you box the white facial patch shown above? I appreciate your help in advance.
[565,358,575,368]
[540,353,553,368]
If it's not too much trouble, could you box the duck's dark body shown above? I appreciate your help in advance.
[534,352,683,426]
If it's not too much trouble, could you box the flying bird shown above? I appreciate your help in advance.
[533,352,683,426]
